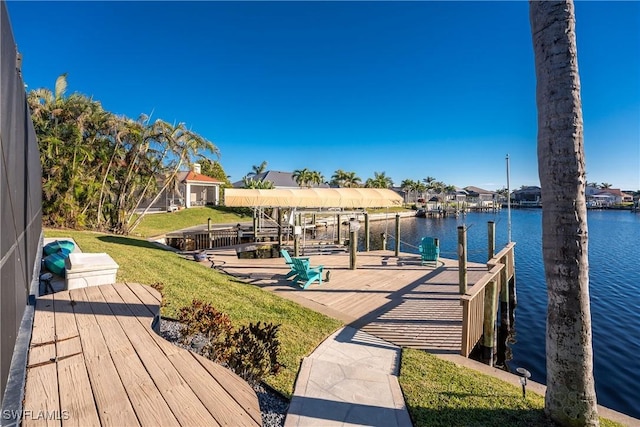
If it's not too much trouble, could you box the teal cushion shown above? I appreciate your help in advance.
[43,240,75,256]
[43,252,67,277]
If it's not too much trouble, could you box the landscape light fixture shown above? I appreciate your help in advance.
[516,367,532,398]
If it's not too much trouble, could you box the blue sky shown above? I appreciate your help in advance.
[7,1,640,190]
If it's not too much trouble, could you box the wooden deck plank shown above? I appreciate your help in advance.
[27,343,55,368]
[101,284,221,427]
[57,355,101,427]
[189,352,263,425]
[23,363,60,427]
[52,291,78,342]
[31,296,55,346]
[52,292,101,427]
[83,285,180,427]
[161,345,260,426]
[69,287,140,427]
[125,282,162,308]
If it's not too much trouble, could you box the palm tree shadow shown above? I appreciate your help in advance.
[97,235,165,251]
[406,406,553,427]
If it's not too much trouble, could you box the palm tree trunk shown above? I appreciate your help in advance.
[97,132,123,227]
[530,1,598,425]
[127,155,186,234]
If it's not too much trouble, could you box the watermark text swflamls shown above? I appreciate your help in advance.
[2,410,70,421]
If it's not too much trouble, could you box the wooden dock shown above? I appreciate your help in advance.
[208,249,488,354]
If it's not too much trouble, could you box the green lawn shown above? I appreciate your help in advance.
[45,228,624,426]
[132,206,252,238]
[400,349,622,427]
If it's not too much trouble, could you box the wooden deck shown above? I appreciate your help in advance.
[23,282,261,427]
[209,249,487,354]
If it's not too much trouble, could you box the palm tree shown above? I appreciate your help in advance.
[250,160,268,176]
[330,169,348,187]
[28,74,116,228]
[292,168,315,188]
[342,171,361,188]
[332,169,362,188]
[422,176,437,202]
[599,182,612,189]
[127,120,218,233]
[309,170,324,187]
[401,179,416,203]
[530,1,599,425]
[414,181,427,201]
[443,184,457,207]
[365,172,393,189]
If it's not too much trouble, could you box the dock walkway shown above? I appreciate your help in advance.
[208,249,486,354]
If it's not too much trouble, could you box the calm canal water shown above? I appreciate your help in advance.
[323,209,640,418]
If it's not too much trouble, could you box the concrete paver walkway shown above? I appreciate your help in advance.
[285,326,412,427]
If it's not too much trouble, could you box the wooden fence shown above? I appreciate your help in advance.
[460,242,516,357]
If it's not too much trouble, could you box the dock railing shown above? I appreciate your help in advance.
[460,242,516,358]
[167,229,241,251]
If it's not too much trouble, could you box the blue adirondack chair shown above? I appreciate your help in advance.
[290,257,323,289]
[280,249,310,280]
[419,237,440,266]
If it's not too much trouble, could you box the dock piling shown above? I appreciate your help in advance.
[482,279,498,366]
[394,214,400,257]
[208,218,212,248]
[488,221,495,262]
[364,213,370,252]
[458,226,467,294]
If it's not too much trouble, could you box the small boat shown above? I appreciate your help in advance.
[415,209,426,218]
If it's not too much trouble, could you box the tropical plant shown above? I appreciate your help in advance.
[292,168,313,187]
[401,179,420,203]
[365,171,393,189]
[599,182,612,189]
[444,184,457,204]
[331,169,361,188]
[242,176,274,189]
[414,181,427,201]
[309,170,324,186]
[29,74,218,234]
[126,120,218,234]
[249,160,268,176]
[199,158,231,185]
[530,1,599,425]
[29,74,118,229]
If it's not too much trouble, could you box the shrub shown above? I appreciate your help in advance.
[178,300,282,384]
[149,282,167,309]
[178,300,234,363]
[227,322,282,385]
